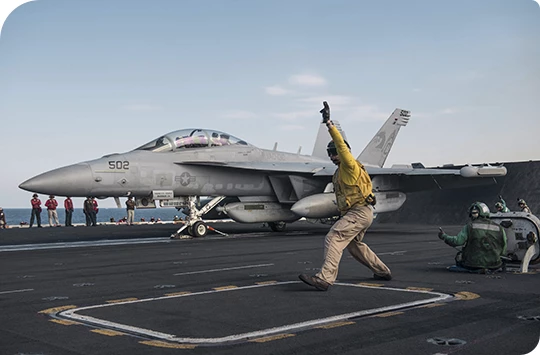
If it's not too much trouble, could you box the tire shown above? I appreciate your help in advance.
[192,221,208,237]
[269,221,286,232]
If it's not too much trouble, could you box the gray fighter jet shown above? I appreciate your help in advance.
[19,107,506,237]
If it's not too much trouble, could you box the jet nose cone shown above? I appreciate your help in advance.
[19,164,93,196]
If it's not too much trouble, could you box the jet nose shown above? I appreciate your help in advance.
[19,163,93,196]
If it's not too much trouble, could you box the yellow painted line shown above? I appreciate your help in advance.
[213,285,238,291]
[249,334,295,343]
[90,329,125,336]
[373,311,404,318]
[256,281,278,285]
[419,303,445,308]
[315,321,355,329]
[139,340,196,349]
[455,291,480,301]
[165,291,192,297]
[106,297,138,303]
[39,305,77,314]
[357,282,383,287]
[406,287,433,292]
[49,319,80,326]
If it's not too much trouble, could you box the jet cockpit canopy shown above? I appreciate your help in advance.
[135,129,251,152]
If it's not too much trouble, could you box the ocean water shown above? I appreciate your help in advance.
[1,208,186,227]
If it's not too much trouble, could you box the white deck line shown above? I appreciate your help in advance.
[0,288,34,295]
[0,238,172,252]
[57,281,453,345]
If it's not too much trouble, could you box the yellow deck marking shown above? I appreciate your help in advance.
[419,303,445,308]
[164,291,192,297]
[455,291,480,300]
[315,321,355,329]
[50,319,80,325]
[406,287,433,292]
[139,340,196,349]
[357,282,383,287]
[256,281,278,285]
[90,329,125,336]
[249,334,295,343]
[374,311,404,318]
[106,297,138,303]
[39,305,77,314]
[213,285,238,291]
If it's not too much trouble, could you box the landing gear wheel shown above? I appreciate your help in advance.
[187,225,194,236]
[269,221,286,232]
[192,221,208,237]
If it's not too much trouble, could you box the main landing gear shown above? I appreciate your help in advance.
[170,196,229,239]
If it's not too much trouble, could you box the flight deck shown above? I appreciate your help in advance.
[0,222,538,355]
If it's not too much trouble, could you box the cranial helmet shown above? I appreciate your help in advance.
[518,198,526,205]
[469,202,490,218]
[327,140,351,156]
[495,202,503,209]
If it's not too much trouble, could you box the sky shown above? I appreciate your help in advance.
[1,0,539,208]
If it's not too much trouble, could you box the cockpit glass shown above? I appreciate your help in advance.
[135,135,173,152]
[134,129,251,152]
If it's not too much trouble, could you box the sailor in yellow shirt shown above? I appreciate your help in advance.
[299,102,392,291]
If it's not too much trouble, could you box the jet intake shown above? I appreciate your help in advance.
[460,165,507,178]
[291,191,407,218]
[222,202,300,223]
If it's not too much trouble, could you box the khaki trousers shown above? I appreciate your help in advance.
[48,210,59,227]
[127,210,135,225]
[316,204,391,284]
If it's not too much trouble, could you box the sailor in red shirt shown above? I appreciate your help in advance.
[30,193,42,228]
[45,195,60,227]
[64,196,74,227]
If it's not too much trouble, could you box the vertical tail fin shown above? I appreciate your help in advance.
[357,109,411,167]
[311,120,347,159]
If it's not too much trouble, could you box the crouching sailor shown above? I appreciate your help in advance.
[438,202,507,273]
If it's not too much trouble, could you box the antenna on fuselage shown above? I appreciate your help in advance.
[297,146,302,154]
[273,142,278,151]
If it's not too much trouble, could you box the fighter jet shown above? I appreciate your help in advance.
[19,106,506,237]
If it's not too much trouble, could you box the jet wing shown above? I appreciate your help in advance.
[176,161,505,193]
[176,161,332,174]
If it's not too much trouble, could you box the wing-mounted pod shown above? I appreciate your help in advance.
[460,164,507,178]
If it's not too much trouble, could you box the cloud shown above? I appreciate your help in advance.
[122,104,162,112]
[288,74,327,87]
[220,110,258,120]
[264,85,291,96]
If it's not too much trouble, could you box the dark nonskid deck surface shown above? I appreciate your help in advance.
[0,221,538,354]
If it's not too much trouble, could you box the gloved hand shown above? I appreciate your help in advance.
[320,101,330,123]
[499,195,503,200]
[438,227,445,240]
